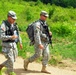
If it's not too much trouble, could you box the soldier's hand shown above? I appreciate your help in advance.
[49,31,52,36]
[39,44,44,50]
[20,43,23,49]
[11,35,18,40]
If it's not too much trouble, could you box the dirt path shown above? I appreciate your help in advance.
[0,54,76,75]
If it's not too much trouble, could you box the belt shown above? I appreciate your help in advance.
[2,45,12,48]
[41,38,47,41]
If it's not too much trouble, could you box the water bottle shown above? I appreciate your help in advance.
[14,30,18,43]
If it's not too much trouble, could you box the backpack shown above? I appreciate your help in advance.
[26,21,38,45]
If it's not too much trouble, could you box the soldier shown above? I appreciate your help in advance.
[24,10,52,74]
[0,10,23,75]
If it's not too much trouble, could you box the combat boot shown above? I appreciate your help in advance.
[24,59,29,71]
[41,66,51,74]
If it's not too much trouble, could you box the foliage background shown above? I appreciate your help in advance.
[0,0,76,65]
[24,0,76,8]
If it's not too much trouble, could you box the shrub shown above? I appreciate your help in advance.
[25,8,34,21]
[51,22,73,37]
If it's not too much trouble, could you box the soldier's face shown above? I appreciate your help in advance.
[40,15,47,21]
[8,16,16,24]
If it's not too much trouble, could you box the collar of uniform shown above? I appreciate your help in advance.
[39,19,46,26]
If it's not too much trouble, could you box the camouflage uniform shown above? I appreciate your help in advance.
[0,21,22,74]
[28,20,50,67]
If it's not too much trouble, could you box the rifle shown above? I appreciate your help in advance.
[42,25,53,48]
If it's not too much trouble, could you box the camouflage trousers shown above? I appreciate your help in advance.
[1,42,18,74]
[29,42,50,66]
